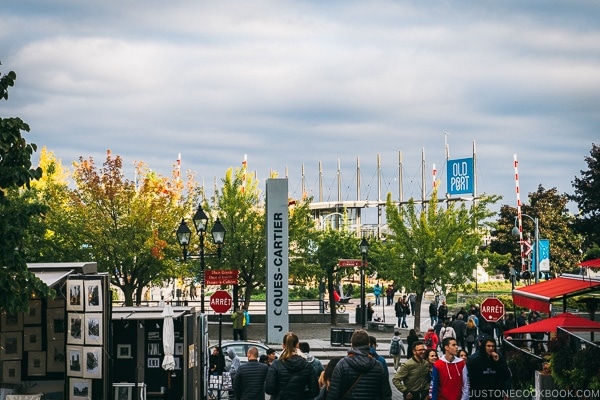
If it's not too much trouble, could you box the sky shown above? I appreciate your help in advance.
[2,1,599,219]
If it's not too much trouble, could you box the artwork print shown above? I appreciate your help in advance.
[85,313,103,345]
[67,280,84,311]
[85,280,103,312]
[68,313,84,345]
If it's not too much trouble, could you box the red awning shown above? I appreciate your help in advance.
[512,276,600,313]
[579,258,600,268]
[504,312,600,336]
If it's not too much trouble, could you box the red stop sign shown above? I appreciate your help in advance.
[210,290,232,314]
[480,297,505,323]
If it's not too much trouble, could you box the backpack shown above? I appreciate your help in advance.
[425,336,433,347]
[390,339,401,355]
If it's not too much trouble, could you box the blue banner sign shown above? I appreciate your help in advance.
[447,158,474,195]
[533,239,550,272]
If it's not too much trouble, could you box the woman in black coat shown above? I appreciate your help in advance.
[264,332,319,400]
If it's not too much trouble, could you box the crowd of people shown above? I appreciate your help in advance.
[211,329,393,400]
[209,300,546,399]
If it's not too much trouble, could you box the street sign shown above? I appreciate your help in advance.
[205,269,239,285]
[338,259,363,267]
[481,297,505,323]
[209,290,232,314]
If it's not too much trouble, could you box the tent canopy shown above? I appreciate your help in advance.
[512,275,600,313]
[579,258,600,268]
[503,312,600,336]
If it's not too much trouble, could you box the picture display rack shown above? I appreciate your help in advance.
[65,274,110,400]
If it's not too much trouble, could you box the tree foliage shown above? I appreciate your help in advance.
[383,191,500,331]
[0,69,51,314]
[67,151,193,305]
[571,143,600,253]
[492,185,582,277]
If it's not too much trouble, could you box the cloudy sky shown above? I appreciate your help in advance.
[2,1,599,217]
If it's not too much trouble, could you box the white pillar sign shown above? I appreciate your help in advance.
[265,178,289,344]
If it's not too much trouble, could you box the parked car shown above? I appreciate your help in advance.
[208,341,278,371]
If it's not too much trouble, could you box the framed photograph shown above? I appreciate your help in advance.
[47,308,65,341]
[67,345,83,377]
[174,357,181,370]
[114,385,132,400]
[2,360,21,383]
[0,332,22,360]
[147,342,160,356]
[85,313,103,345]
[27,350,47,376]
[84,280,103,312]
[1,311,23,332]
[24,326,43,351]
[147,331,160,341]
[46,294,65,309]
[147,357,160,368]
[83,346,102,379]
[70,378,92,400]
[67,280,84,311]
[47,340,66,373]
[188,344,195,368]
[175,342,184,356]
[67,313,84,345]
[24,300,42,325]
[117,344,132,359]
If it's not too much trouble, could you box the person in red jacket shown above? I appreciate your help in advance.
[430,337,469,400]
[423,327,439,350]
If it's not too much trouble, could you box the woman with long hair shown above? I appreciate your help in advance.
[265,332,319,400]
[314,357,342,400]
[406,329,420,360]
[465,317,478,355]
[424,348,439,377]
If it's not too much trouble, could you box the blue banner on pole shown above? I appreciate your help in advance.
[533,239,550,272]
[447,158,474,195]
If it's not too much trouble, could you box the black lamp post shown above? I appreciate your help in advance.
[359,237,369,329]
[176,204,226,313]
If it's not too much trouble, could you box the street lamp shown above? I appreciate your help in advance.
[511,214,539,284]
[359,237,369,329]
[176,204,226,313]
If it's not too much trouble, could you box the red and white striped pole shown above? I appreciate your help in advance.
[514,154,525,272]
[241,154,247,193]
[432,163,437,189]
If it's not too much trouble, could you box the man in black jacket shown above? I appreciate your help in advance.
[233,347,268,400]
[328,329,392,400]
[467,337,511,400]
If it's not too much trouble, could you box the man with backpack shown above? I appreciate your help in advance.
[389,330,405,371]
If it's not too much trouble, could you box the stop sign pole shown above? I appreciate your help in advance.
[210,290,233,375]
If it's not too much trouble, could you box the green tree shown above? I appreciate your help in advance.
[212,167,265,307]
[492,185,582,278]
[22,147,74,262]
[68,152,194,305]
[0,69,51,314]
[309,224,358,324]
[383,191,500,331]
[571,143,600,253]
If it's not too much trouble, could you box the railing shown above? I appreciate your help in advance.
[112,298,339,314]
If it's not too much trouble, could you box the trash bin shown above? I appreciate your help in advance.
[342,328,355,346]
[330,328,343,346]
[355,306,364,325]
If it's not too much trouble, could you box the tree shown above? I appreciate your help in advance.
[309,224,358,324]
[571,143,600,253]
[67,151,193,305]
[0,69,51,314]
[383,190,500,331]
[492,185,582,278]
[211,167,265,307]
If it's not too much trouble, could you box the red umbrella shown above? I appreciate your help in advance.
[503,312,600,336]
[579,258,600,268]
